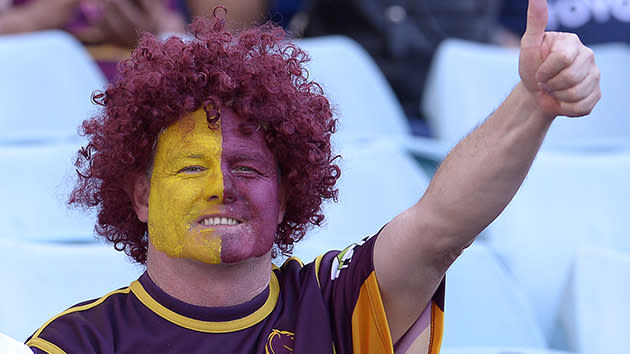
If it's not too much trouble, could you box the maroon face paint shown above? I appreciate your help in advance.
[216,108,285,263]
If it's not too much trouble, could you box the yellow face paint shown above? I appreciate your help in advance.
[148,109,224,264]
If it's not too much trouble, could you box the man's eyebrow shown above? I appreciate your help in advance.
[231,152,270,162]
[174,153,206,159]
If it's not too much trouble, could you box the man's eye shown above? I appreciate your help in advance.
[233,166,257,174]
[178,166,206,174]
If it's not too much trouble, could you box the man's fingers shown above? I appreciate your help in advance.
[522,0,549,48]
[547,68,600,103]
[540,43,593,91]
[559,88,601,117]
[535,33,582,83]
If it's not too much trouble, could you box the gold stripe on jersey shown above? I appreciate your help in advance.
[313,254,324,289]
[284,257,304,267]
[130,272,280,333]
[27,337,65,354]
[428,301,444,354]
[351,271,394,353]
[28,288,132,339]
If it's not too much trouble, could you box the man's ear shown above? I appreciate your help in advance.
[131,175,150,223]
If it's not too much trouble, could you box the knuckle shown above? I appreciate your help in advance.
[594,67,601,82]
[555,50,573,66]
[568,32,581,43]
[565,86,580,101]
[577,99,594,116]
[584,46,595,59]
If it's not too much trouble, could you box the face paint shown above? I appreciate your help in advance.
[147,108,285,264]
[148,109,224,264]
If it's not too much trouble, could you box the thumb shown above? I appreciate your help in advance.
[521,0,548,48]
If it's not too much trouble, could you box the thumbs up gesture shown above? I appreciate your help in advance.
[518,0,601,119]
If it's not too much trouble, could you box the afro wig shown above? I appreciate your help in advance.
[70,12,340,264]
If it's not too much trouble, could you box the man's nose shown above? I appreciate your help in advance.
[222,173,237,204]
[202,170,224,202]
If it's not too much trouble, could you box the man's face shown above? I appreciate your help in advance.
[145,108,285,264]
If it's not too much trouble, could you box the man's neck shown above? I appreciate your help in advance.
[146,246,273,307]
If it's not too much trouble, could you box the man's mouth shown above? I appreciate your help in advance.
[198,216,242,226]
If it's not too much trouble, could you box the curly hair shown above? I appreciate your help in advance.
[69,13,340,264]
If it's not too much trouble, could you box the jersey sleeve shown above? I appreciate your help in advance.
[313,232,444,354]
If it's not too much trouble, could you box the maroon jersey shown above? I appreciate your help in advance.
[26,234,444,353]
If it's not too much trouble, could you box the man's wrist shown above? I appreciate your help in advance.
[513,81,558,123]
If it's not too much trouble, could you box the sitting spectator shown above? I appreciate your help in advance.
[0,0,187,81]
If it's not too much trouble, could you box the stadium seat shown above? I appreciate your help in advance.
[560,246,630,354]
[0,30,106,143]
[0,239,143,342]
[422,39,630,150]
[291,139,431,262]
[0,332,32,354]
[294,35,412,141]
[0,142,97,243]
[442,241,546,349]
[421,39,520,148]
[486,146,630,346]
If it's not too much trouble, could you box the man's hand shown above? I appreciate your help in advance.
[518,0,601,119]
[73,0,185,47]
[0,0,81,33]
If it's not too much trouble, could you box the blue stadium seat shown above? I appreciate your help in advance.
[0,142,97,242]
[422,39,520,148]
[0,30,106,143]
[0,239,143,342]
[443,241,546,349]
[422,39,630,151]
[290,139,432,263]
[486,146,630,347]
[0,332,32,354]
[560,246,630,354]
[294,35,412,142]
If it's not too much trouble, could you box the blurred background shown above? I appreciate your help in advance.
[0,1,628,353]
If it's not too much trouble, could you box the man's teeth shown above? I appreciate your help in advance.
[200,217,240,226]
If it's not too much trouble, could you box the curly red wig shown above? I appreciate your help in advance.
[69,14,340,264]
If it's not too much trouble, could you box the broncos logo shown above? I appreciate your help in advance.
[265,329,295,353]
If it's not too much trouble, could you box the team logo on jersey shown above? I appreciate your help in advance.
[265,329,295,353]
[330,236,370,280]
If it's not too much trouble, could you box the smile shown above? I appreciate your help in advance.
[199,216,242,226]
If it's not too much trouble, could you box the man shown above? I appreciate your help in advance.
[26,0,600,352]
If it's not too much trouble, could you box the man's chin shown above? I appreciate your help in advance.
[219,247,273,264]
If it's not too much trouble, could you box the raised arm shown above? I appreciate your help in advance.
[373,0,601,342]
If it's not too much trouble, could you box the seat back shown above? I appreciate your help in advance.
[486,147,630,344]
[0,30,106,143]
[0,240,143,342]
[443,241,546,349]
[0,142,97,242]
[422,39,630,150]
[294,35,411,142]
[0,332,32,354]
[291,140,430,262]
[560,246,630,354]
[422,39,520,148]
